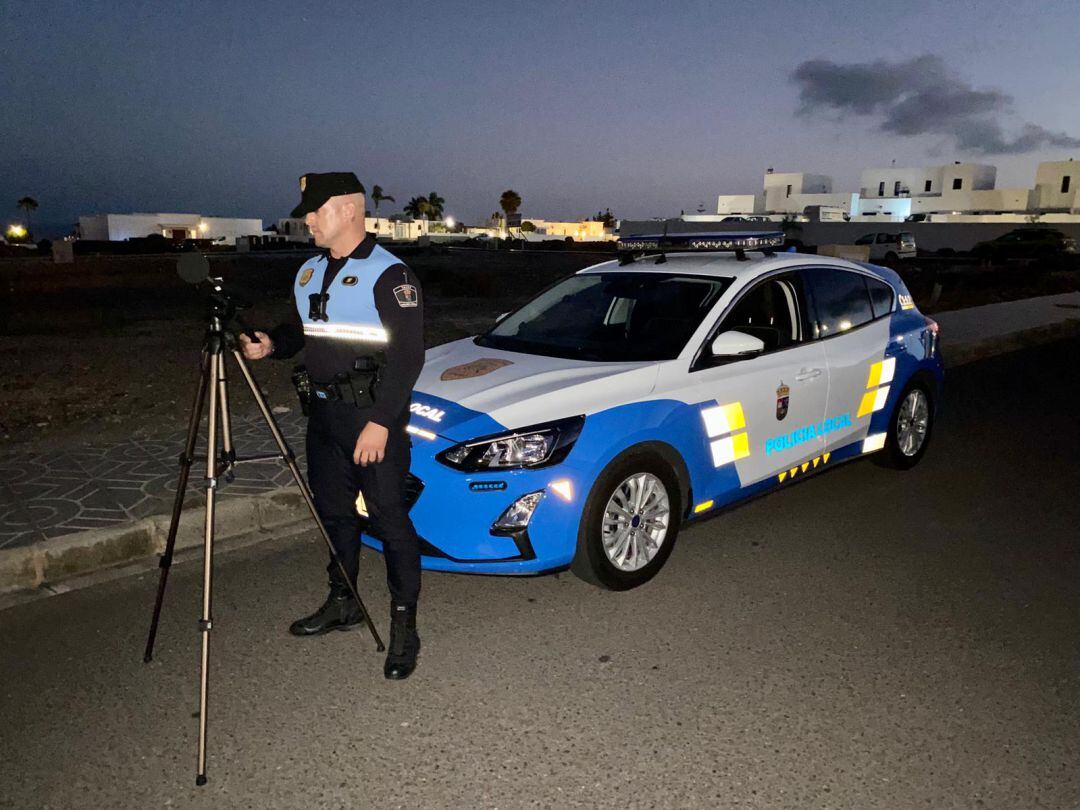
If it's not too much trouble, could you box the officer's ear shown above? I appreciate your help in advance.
[341,195,365,224]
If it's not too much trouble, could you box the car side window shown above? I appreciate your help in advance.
[854,234,874,246]
[717,272,812,352]
[803,267,874,337]
[865,276,895,319]
[876,233,892,244]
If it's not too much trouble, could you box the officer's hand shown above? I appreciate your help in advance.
[353,422,389,466]
[240,331,274,360]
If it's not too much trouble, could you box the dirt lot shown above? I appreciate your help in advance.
[2,247,1078,451]
[0,248,605,450]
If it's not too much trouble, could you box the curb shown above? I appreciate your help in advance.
[3,319,1080,600]
[942,318,1080,367]
[0,488,309,595]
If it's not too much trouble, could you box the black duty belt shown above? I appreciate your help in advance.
[291,364,378,414]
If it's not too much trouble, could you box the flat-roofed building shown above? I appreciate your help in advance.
[78,213,264,243]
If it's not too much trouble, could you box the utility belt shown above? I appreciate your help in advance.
[291,354,383,415]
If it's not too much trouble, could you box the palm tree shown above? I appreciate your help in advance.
[403,196,432,219]
[499,189,522,216]
[425,192,445,221]
[371,185,395,216]
[17,196,38,236]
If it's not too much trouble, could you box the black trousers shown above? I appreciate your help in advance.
[305,400,421,607]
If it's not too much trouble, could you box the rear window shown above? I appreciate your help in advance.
[803,268,874,336]
[865,276,895,318]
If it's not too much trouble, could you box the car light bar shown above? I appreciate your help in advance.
[617,231,785,253]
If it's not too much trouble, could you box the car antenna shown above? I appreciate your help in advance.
[655,221,668,264]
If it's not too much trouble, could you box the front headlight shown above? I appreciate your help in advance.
[437,415,585,471]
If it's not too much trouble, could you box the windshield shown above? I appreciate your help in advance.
[476,272,732,361]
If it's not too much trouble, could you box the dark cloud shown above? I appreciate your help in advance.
[791,55,1080,155]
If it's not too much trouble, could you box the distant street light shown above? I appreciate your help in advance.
[444,216,455,229]
[198,222,209,233]
[6,224,27,239]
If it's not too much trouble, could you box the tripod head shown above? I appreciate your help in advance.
[177,251,261,343]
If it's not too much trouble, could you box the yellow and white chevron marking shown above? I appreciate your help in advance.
[700,401,750,467]
[857,357,895,418]
[777,451,830,483]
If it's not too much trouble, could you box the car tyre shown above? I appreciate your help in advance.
[878,381,934,470]
[884,250,899,262]
[570,452,682,590]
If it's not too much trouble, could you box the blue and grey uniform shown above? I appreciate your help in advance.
[269,234,424,605]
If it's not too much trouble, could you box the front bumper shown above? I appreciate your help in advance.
[359,429,589,575]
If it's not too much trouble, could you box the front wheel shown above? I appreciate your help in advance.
[571,453,682,590]
[880,382,933,469]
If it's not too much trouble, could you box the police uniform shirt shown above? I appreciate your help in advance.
[269,234,424,428]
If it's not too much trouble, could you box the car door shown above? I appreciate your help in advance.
[802,266,895,452]
[672,270,830,489]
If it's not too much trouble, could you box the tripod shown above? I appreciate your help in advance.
[143,285,384,787]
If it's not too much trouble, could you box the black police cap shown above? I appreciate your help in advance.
[290,172,366,218]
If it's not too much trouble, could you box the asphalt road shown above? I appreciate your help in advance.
[2,340,1078,809]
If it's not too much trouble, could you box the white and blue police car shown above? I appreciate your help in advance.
[365,232,943,590]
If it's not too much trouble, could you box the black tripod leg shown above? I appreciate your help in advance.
[195,351,221,786]
[229,349,386,651]
[144,352,210,663]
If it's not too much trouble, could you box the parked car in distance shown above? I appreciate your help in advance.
[854,232,917,262]
[972,228,1078,261]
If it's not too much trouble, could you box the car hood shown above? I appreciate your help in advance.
[410,338,660,441]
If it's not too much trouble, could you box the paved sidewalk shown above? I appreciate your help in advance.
[1,292,1078,594]
[0,410,306,551]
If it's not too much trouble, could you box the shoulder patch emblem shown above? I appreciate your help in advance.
[393,284,419,307]
[342,276,358,286]
[299,267,314,286]
[440,358,514,381]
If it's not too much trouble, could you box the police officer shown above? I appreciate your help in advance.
[241,172,424,680]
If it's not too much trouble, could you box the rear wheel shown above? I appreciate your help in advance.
[571,452,682,590]
[880,382,933,469]
[884,250,899,262]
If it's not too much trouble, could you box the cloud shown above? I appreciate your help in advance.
[791,55,1080,155]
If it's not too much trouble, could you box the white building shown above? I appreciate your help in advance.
[78,213,264,243]
[859,163,996,199]
[276,216,432,243]
[718,159,1080,222]
[1031,159,1080,212]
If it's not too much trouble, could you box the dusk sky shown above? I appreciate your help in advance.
[3,0,1078,236]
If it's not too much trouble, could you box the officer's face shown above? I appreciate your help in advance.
[305,199,342,246]
[305,195,364,247]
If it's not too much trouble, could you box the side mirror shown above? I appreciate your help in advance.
[495,312,510,323]
[710,330,765,358]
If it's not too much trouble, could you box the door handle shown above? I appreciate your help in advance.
[795,367,822,381]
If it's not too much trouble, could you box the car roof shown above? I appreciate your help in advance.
[578,251,893,284]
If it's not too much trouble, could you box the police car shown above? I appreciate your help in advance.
[365,232,943,590]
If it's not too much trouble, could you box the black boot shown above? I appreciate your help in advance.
[289,587,363,637]
[383,604,420,680]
